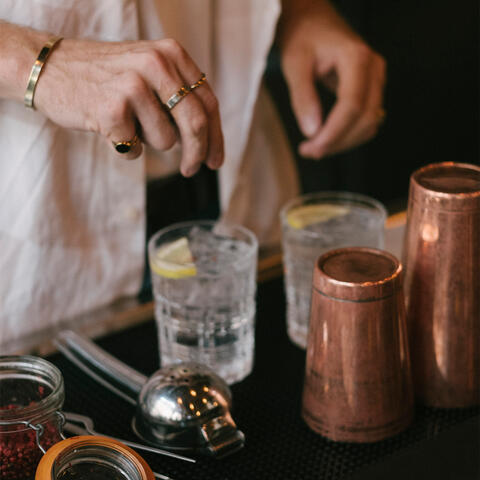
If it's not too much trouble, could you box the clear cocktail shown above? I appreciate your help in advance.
[148,221,258,384]
[280,192,386,349]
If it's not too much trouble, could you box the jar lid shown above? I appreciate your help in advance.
[35,436,155,480]
[410,162,480,211]
[313,247,402,302]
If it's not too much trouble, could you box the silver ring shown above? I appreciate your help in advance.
[165,86,190,111]
[165,73,207,111]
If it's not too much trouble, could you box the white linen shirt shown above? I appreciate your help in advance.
[0,0,299,345]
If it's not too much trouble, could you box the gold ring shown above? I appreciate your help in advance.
[377,108,386,123]
[189,72,206,91]
[112,134,139,154]
[164,73,207,111]
[165,85,191,111]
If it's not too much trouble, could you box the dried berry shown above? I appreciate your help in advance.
[0,357,64,480]
[0,403,61,480]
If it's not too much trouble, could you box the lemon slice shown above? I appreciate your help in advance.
[287,204,350,229]
[151,237,197,279]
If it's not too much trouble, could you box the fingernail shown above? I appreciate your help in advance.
[299,143,312,157]
[211,155,224,169]
[299,142,324,159]
[300,115,320,137]
[185,164,201,177]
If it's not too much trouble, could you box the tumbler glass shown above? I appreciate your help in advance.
[148,221,258,385]
[280,192,387,348]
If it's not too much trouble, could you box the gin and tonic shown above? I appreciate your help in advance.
[280,192,386,349]
[148,221,258,384]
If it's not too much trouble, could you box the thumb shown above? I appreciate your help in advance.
[283,54,323,138]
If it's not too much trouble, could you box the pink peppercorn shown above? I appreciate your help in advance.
[0,414,61,480]
[0,356,65,480]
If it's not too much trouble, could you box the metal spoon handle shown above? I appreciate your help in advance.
[154,473,174,480]
[95,432,196,463]
[63,421,195,464]
[56,341,137,405]
[56,330,147,396]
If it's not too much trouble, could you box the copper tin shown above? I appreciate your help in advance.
[302,248,413,443]
[403,162,480,408]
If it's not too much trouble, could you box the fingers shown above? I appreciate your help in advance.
[299,46,385,159]
[282,51,323,137]
[188,79,224,171]
[299,46,371,158]
[160,73,210,177]
[326,53,386,155]
[102,99,143,160]
[94,40,223,173]
[125,73,178,151]
[137,41,222,177]
[158,39,224,173]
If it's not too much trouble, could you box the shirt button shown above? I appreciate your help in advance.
[124,206,141,222]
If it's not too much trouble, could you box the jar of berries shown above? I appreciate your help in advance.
[0,356,65,480]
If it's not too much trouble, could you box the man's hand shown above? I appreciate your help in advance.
[278,0,386,159]
[36,38,224,175]
[0,23,223,176]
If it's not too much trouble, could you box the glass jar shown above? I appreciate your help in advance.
[35,436,155,480]
[0,356,65,480]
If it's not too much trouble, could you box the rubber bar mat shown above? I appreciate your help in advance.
[48,277,480,479]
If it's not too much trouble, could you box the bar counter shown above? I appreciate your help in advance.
[46,276,480,480]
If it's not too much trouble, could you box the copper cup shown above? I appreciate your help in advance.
[302,247,413,443]
[403,161,480,408]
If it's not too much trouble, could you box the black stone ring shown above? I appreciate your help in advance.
[112,134,139,154]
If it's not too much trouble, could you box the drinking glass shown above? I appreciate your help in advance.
[148,221,258,385]
[280,191,387,349]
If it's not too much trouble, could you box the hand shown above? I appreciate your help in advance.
[277,0,386,159]
[34,37,224,176]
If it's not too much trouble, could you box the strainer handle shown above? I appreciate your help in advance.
[201,412,245,458]
[55,330,147,398]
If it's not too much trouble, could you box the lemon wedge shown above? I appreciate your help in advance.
[286,204,350,229]
[150,237,197,279]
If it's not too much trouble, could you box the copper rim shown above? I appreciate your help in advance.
[410,161,480,211]
[313,247,403,302]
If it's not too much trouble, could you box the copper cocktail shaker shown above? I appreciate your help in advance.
[403,161,480,408]
[302,248,413,442]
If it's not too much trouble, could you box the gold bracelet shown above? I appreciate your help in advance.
[24,36,63,109]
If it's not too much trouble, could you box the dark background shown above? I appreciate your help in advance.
[265,0,479,212]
